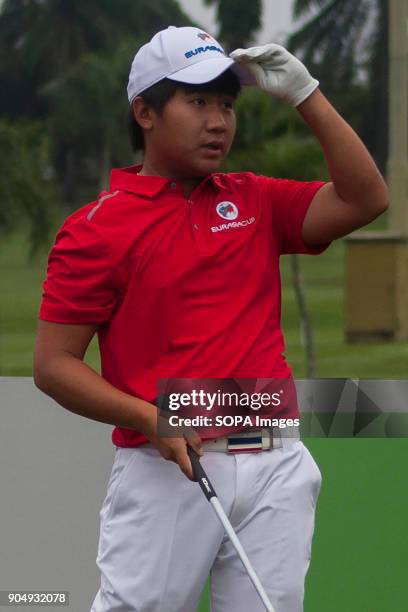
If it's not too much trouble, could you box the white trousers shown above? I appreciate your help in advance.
[90,439,322,612]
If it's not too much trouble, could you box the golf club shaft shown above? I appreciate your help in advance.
[210,496,276,612]
[187,447,276,612]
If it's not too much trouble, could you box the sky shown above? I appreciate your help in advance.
[177,0,296,45]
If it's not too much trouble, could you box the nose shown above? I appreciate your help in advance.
[206,104,228,132]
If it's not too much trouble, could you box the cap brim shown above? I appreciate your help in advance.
[167,56,256,87]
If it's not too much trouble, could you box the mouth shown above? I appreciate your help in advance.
[200,142,225,155]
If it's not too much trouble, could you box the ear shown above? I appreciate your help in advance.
[132,97,155,131]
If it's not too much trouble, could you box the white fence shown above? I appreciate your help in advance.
[0,377,115,611]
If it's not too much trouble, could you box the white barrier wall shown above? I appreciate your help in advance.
[0,377,116,611]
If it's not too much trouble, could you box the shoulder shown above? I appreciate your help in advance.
[57,189,138,246]
[63,189,134,228]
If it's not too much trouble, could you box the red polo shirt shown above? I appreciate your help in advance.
[39,165,329,447]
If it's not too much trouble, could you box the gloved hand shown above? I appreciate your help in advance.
[230,43,319,107]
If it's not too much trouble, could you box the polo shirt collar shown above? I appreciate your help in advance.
[109,164,228,197]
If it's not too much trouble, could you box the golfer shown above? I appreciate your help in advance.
[34,26,388,612]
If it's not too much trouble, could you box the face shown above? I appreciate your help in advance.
[143,88,237,178]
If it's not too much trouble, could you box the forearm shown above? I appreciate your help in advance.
[34,354,155,431]
[297,89,389,211]
[34,347,202,479]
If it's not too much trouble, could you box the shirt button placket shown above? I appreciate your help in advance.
[191,201,199,231]
[189,198,208,253]
[190,202,198,231]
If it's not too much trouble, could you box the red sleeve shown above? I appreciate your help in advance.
[258,176,331,255]
[39,215,120,324]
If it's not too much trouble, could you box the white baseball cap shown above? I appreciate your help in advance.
[127,26,255,104]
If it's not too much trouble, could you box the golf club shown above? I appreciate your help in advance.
[187,446,276,612]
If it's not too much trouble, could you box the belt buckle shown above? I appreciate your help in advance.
[227,430,264,454]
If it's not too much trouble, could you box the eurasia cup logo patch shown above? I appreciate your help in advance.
[197,32,214,42]
[216,201,239,220]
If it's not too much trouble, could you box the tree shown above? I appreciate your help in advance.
[42,39,139,193]
[0,120,59,256]
[286,0,390,372]
[288,0,388,173]
[0,0,192,90]
[0,0,123,118]
[203,0,262,50]
[0,0,194,202]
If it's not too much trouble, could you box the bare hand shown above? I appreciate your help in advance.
[139,406,203,480]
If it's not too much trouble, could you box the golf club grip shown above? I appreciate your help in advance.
[187,446,217,501]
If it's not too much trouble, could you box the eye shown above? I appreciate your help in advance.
[223,100,234,110]
[191,98,206,106]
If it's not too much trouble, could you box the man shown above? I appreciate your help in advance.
[34,26,388,612]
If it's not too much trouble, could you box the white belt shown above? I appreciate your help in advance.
[202,427,300,453]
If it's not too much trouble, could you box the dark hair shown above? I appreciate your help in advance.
[128,68,241,152]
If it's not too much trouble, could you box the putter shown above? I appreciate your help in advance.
[187,446,276,612]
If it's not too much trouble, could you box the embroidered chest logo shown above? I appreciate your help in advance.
[211,201,256,233]
[216,201,238,220]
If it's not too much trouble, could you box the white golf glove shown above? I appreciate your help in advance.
[230,43,319,107]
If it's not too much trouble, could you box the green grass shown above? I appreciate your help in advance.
[303,438,408,612]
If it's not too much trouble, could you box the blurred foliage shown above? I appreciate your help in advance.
[41,39,139,192]
[203,0,262,50]
[0,0,193,118]
[0,120,59,256]
[224,89,327,180]
[225,135,327,181]
[0,0,195,210]
[288,0,388,173]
